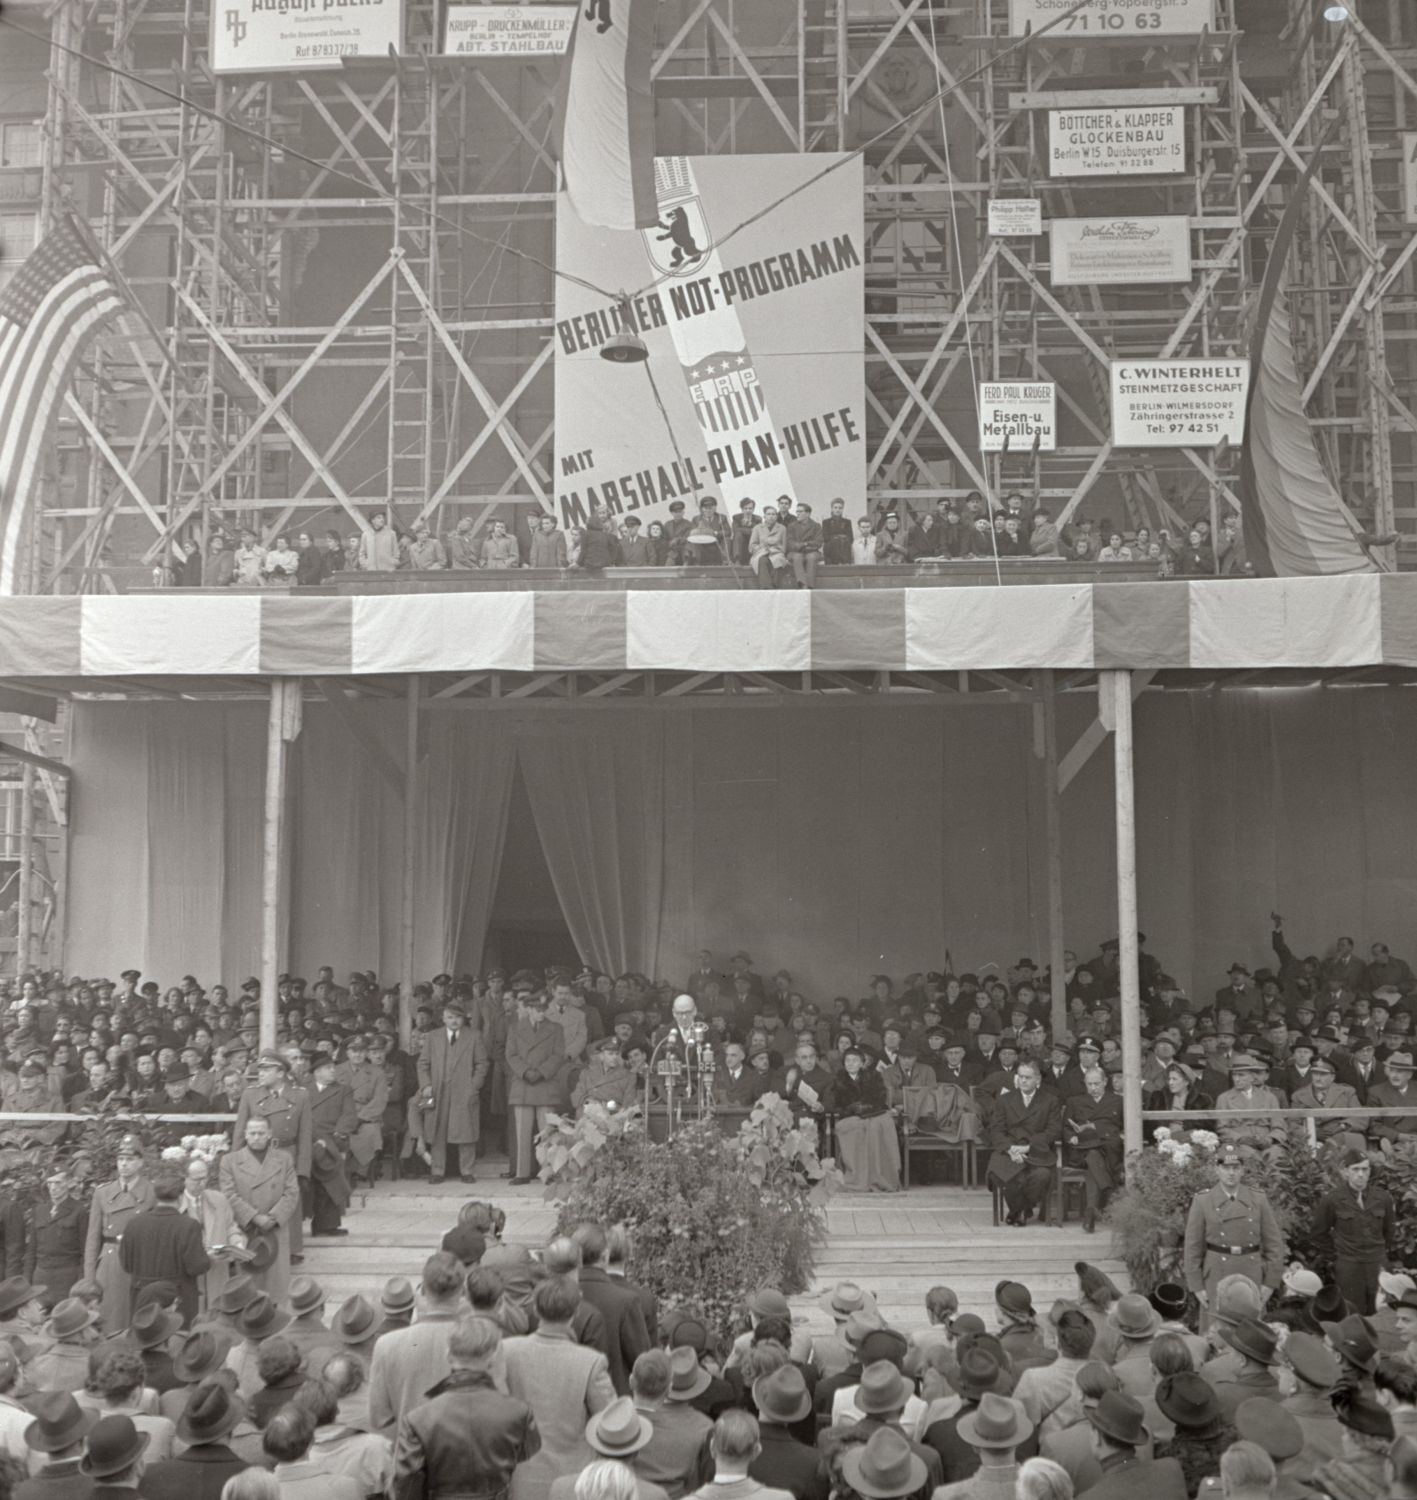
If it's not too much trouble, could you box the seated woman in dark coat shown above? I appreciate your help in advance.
[1145,1061,1214,1142]
[832,1048,900,1193]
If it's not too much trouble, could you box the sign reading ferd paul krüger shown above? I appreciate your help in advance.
[1009,0,1213,37]
[212,0,401,70]
[978,382,1057,453]
[1048,106,1186,177]
[1111,360,1250,448]
[554,154,865,532]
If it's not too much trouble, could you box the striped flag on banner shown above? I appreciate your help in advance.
[0,216,123,594]
[555,0,658,231]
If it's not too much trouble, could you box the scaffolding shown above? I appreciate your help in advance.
[13,0,1417,588]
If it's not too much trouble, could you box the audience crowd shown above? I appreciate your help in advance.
[166,494,1251,589]
[0,913,1412,1493]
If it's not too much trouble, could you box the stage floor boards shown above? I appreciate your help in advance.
[300,1156,1129,1331]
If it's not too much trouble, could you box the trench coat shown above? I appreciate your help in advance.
[337,1059,389,1169]
[1182,1182,1285,1307]
[417,1027,492,1146]
[506,1019,569,1108]
[84,1175,157,1330]
[218,1144,301,1303]
[309,1079,359,1207]
[180,1185,243,1314]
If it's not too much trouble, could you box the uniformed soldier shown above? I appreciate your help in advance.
[1182,1141,1285,1324]
[82,1135,156,1331]
[335,1035,388,1184]
[233,1052,311,1262]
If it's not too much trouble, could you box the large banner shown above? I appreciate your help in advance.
[554,154,865,530]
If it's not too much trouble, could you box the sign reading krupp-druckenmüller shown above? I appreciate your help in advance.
[1048,106,1186,177]
[442,4,574,56]
[212,0,401,70]
[1110,360,1250,448]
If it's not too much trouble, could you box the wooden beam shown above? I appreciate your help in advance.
[260,681,290,1055]
[1109,670,1144,1168]
[0,740,72,780]
[1009,87,1219,108]
[1039,670,1067,1041]
[1057,671,1156,794]
[316,679,405,795]
[399,676,419,1052]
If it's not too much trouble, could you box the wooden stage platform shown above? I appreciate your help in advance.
[300,1163,1128,1334]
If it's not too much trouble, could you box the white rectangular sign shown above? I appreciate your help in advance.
[1048,106,1186,177]
[211,0,401,71]
[979,381,1057,452]
[442,4,574,56]
[1110,360,1250,448]
[1009,0,1214,37]
[1050,216,1191,286]
[988,199,1043,237]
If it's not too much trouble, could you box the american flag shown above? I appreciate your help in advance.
[0,217,123,594]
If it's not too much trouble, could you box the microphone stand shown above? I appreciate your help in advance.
[644,1034,683,1141]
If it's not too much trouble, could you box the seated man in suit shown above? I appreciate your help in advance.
[986,1060,1061,1227]
[714,1043,758,1108]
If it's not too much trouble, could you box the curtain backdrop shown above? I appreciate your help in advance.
[64,688,1417,997]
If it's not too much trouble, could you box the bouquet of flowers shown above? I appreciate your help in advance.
[161,1133,231,1165]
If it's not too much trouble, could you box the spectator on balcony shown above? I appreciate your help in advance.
[481,520,522,570]
[448,517,481,570]
[967,517,996,557]
[344,533,362,570]
[852,517,878,564]
[295,532,328,586]
[786,501,824,588]
[1004,493,1033,543]
[664,501,693,565]
[749,504,789,590]
[731,501,757,567]
[1030,512,1061,558]
[822,498,853,565]
[907,510,946,561]
[618,517,652,566]
[578,509,618,570]
[263,533,299,581]
[646,521,671,566]
[358,511,402,571]
[1175,528,1213,577]
[1096,533,1132,563]
[407,520,447,570]
[529,514,570,569]
[322,530,345,574]
[205,534,235,588]
[686,498,731,566]
[874,513,909,564]
[1000,517,1026,556]
[235,530,265,586]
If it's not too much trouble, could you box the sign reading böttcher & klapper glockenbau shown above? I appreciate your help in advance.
[1110,360,1250,448]
[212,0,401,70]
[1048,106,1186,177]
[553,155,865,531]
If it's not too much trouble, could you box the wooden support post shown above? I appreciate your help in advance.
[1039,671,1067,1041]
[16,764,34,975]
[1109,670,1144,1167]
[400,675,420,1051]
[260,680,291,1054]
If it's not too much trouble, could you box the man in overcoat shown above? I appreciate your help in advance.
[118,1165,210,1326]
[416,1000,491,1185]
[506,993,567,1185]
[219,1116,301,1303]
[1182,1141,1285,1324]
[307,1055,358,1233]
[233,1052,311,1260]
[986,1060,1061,1227]
[83,1135,156,1331]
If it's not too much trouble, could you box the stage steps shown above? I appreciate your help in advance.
[296,1177,1129,1335]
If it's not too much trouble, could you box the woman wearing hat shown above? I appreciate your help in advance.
[833,1048,901,1194]
[1144,1063,1213,1144]
[1152,1372,1234,1496]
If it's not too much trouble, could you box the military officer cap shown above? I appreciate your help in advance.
[120,969,140,983]
[1215,1142,1244,1165]
[256,1050,289,1071]
[595,1034,622,1054]
[116,1135,143,1158]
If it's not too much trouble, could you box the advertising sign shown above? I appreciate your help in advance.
[211,0,401,71]
[987,199,1043,237]
[1009,0,1214,37]
[1049,216,1191,286]
[442,4,574,56]
[1110,360,1250,448]
[978,382,1057,452]
[554,155,865,530]
[1048,106,1186,177]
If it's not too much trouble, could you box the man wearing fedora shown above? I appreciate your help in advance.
[550,1396,666,1500]
[1182,1142,1285,1321]
[1215,1055,1285,1149]
[157,1328,234,1424]
[117,1165,210,1329]
[14,1389,97,1498]
[631,1349,713,1499]
[749,1365,827,1500]
[140,1378,248,1500]
[77,1413,150,1496]
[1279,1332,1343,1469]
[416,998,491,1186]
[1079,1389,1186,1500]
[1210,1316,1282,1421]
[841,1425,929,1500]
[849,1358,943,1491]
[219,1117,301,1304]
[1152,1372,1231,1498]
[24,1297,97,1394]
[1368,1048,1417,1145]
[83,1136,155,1332]
[931,1392,1031,1500]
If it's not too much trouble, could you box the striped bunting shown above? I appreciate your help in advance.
[0,578,1412,678]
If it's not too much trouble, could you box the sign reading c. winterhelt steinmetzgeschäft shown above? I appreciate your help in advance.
[554,155,865,530]
[211,0,401,70]
[1110,359,1250,448]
